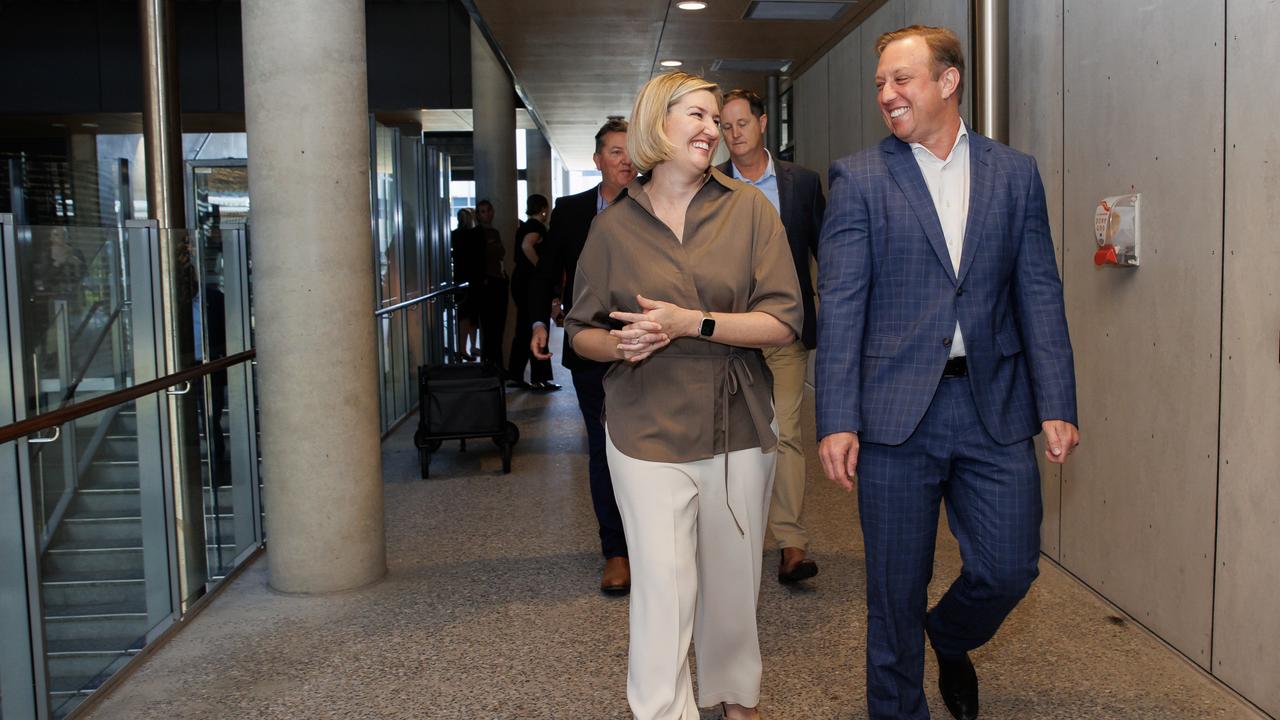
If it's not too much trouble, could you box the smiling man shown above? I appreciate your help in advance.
[718,89,826,586]
[815,25,1079,720]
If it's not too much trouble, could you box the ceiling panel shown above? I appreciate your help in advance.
[471,0,880,169]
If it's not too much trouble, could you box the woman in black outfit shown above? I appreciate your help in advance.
[507,194,559,390]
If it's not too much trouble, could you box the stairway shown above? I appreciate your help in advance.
[41,409,146,717]
[38,405,252,718]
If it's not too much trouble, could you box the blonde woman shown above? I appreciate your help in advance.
[565,72,801,720]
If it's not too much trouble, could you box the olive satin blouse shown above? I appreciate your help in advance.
[565,169,803,464]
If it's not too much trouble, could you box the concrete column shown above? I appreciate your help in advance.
[525,129,553,203]
[470,20,517,361]
[470,20,516,261]
[241,0,386,594]
[766,76,781,155]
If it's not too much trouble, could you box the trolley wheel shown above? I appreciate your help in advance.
[492,422,519,448]
[424,439,442,452]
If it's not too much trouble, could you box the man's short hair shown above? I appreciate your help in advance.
[526,194,549,216]
[876,25,966,105]
[476,199,493,209]
[723,89,766,118]
[626,71,721,173]
[594,118,630,154]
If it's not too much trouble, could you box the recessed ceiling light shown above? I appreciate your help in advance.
[660,60,684,67]
[677,1,708,10]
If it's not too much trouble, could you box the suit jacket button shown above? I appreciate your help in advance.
[943,338,952,347]
[956,287,964,296]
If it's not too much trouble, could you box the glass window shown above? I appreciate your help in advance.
[449,180,475,230]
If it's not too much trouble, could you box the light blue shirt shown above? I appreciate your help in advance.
[729,150,781,216]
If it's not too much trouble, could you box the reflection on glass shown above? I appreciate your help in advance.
[194,226,260,580]
[17,227,133,550]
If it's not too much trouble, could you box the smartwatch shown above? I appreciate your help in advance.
[698,311,716,339]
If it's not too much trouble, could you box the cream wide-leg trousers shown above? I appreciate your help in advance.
[605,427,776,720]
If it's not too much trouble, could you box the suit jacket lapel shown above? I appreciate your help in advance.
[777,161,794,225]
[884,140,954,283]
[957,134,993,287]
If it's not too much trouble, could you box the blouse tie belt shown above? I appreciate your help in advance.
[661,348,777,537]
[721,352,753,535]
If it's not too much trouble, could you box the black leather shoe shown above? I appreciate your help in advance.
[530,380,562,392]
[935,650,979,720]
[777,548,819,584]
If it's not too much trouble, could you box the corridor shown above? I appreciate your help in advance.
[84,350,1257,719]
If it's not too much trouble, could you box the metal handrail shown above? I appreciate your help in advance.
[373,282,468,317]
[0,349,256,445]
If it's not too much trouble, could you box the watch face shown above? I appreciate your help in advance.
[700,317,716,337]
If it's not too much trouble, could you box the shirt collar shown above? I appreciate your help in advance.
[730,149,776,183]
[910,121,969,164]
[624,167,735,217]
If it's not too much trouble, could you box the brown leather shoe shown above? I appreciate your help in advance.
[778,547,819,584]
[601,556,630,595]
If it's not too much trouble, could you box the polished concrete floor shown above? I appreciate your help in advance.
[86,349,1261,719]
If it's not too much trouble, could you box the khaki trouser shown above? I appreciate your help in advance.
[762,340,810,551]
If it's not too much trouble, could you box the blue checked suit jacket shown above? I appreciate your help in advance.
[815,132,1077,446]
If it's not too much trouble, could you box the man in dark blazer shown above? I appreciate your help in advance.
[718,89,826,584]
[816,26,1079,720]
[530,118,637,594]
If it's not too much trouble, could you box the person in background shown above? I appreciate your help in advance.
[450,207,481,359]
[719,88,827,585]
[529,118,637,594]
[473,199,508,371]
[507,194,558,391]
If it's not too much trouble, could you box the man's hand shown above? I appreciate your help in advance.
[531,324,552,360]
[819,432,860,492]
[1042,420,1080,465]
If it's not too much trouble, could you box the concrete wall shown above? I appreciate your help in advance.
[1214,1,1280,715]
[791,0,1279,715]
[790,0,970,179]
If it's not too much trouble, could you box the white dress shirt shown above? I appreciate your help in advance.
[910,121,970,358]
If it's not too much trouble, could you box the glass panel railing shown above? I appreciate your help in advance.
[35,403,168,720]
[1,216,261,718]
[10,226,132,556]
[195,226,260,579]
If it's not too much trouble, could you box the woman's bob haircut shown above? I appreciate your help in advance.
[626,71,721,173]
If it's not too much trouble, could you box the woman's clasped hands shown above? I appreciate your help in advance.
[608,294,697,363]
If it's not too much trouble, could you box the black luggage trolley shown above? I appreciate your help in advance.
[413,362,520,478]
